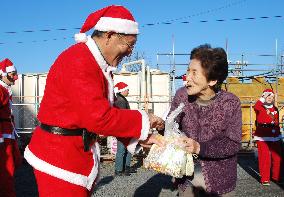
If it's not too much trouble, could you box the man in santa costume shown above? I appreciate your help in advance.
[24,5,165,197]
[0,58,22,197]
[254,89,283,186]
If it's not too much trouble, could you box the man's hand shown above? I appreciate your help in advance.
[180,136,200,154]
[139,133,165,149]
[148,113,165,131]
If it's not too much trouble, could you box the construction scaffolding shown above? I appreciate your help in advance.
[155,44,284,149]
[10,45,284,154]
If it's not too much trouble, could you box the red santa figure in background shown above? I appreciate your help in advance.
[0,58,22,197]
[182,74,187,86]
[254,88,283,185]
[114,82,129,94]
[24,5,164,197]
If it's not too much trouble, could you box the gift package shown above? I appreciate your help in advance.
[144,103,194,178]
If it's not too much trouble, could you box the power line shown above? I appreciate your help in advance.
[141,0,248,26]
[2,0,247,34]
[2,15,282,35]
[0,37,72,45]
[4,28,80,34]
[0,15,282,45]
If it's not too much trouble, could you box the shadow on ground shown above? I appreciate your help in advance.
[133,174,176,197]
[237,151,260,182]
[93,175,114,192]
[237,147,284,191]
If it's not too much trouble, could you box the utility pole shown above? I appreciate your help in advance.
[172,34,176,98]
[281,54,284,76]
[275,39,279,106]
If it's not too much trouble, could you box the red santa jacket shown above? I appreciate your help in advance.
[254,100,282,141]
[0,80,22,172]
[0,81,14,139]
[24,37,149,190]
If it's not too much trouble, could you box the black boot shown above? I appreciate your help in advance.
[125,166,137,174]
[123,170,131,176]
[114,170,124,176]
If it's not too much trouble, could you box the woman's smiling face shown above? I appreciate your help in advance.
[185,59,212,96]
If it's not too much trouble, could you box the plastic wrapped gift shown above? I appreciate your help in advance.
[144,103,194,178]
[143,137,194,178]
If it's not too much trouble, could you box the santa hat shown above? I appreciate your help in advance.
[260,88,274,103]
[182,75,187,86]
[75,5,139,43]
[0,58,17,76]
[114,82,129,94]
[262,89,274,97]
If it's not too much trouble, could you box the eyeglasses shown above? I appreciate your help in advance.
[117,34,136,51]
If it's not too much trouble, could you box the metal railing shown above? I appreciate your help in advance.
[13,99,283,143]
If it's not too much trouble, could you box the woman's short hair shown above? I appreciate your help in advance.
[190,44,228,91]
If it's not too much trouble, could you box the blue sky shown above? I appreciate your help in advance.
[0,0,283,77]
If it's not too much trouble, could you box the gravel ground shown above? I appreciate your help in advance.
[15,152,284,197]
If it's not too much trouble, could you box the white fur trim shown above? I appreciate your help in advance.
[0,137,3,143]
[105,66,116,106]
[127,138,142,154]
[253,135,283,142]
[115,86,129,94]
[137,109,150,141]
[0,80,12,96]
[95,17,139,34]
[262,92,274,98]
[114,87,119,94]
[259,97,265,103]
[264,104,273,108]
[85,36,108,70]
[6,65,16,73]
[24,143,100,190]
[74,33,88,43]
[0,70,7,76]
[85,36,116,105]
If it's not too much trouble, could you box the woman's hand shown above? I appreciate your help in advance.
[139,133,165,149]
[180,136,200,154]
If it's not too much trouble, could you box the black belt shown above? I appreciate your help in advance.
[40,123,97,152]
[40,123,83,136]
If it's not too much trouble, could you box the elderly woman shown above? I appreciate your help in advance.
[254,89,282,186]
[170,44,242,196]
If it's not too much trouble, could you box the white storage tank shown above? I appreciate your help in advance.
[11,73,47,131]
[10,60,172,132]
[149,69,171,118]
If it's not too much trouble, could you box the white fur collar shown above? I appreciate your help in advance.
[264,104,273,109]
[0,80,12,96]
[85,36,115,105]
